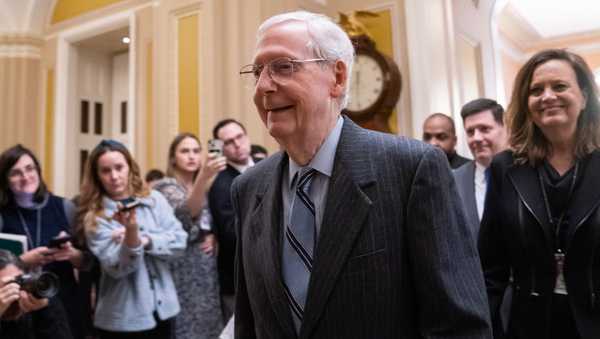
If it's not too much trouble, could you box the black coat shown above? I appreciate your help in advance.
[233,118,491,339]
[208,164,241,296]
[479,150,600,339]
[0,297,73,339]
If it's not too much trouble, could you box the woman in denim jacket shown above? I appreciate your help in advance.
[77,139,187,339]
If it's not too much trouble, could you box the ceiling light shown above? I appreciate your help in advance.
[122,37,130,44]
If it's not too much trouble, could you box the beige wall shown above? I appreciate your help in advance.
[1,0,532,194]
[0,56,43,152]
[0,35,44,155]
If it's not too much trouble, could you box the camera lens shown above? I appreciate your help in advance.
[19,272,60,299]
[34,272,59,298]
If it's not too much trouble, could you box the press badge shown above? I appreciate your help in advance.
[554,252,567,295]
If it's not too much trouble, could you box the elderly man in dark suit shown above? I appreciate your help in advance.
[233,10,492,339]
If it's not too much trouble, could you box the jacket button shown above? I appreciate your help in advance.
[158,300,162,305]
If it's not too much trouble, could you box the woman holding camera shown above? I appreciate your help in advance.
[0,249,72,339]
[77,139,187,338]
[479,49,600,339]
[153,133,226,339]
[0,144,85,338]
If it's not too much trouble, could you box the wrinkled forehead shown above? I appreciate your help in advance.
[253,20,313,64]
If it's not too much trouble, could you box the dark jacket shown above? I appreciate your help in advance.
[233,117,491,339]
[0,297,73,339]
[208,165,241,295]
[479,150,600,339]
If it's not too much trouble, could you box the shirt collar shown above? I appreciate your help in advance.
[229,157,255,174]
[475,161,487,173]
[288,116,344,187]
[474,161,487,182]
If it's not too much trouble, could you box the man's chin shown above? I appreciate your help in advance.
[267,123,293,140]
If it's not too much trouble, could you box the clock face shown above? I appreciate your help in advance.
[346,54,385,112]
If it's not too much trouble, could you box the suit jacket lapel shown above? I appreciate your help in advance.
[568,151,600,235]
[464,162,479,229]
[249,154,297,338]
[507,163,553,247]
[300,118,375,339]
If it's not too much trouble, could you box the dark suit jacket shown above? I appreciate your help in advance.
[479,150,600,339]
[454,161,480,235]
[233,117,491,339]
[449,152,470,169]
[208,164,241,295]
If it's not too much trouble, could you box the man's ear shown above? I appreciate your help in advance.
[330,60,347,98]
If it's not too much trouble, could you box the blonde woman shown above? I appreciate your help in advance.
[77,139,187,338]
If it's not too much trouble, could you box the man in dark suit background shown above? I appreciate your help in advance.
[233,10,492,339]
[208,118,254,322]
[422,113,470,169]
[453,98,507,235]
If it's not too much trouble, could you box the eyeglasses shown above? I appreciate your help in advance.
[239,57,328,87]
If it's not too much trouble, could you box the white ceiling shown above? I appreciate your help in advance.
[509,0,600,38]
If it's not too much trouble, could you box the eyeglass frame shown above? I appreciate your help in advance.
[239,57,329,85]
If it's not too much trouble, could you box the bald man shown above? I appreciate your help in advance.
[422,113,469,169]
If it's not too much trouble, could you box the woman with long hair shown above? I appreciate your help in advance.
[153,133,226,339]
[77,139,187,338]
[0,144,85,338]
[479,49,600,339]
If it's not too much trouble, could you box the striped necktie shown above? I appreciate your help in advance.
[282,167,318,332]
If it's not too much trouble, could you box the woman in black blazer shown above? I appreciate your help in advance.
[479,49,600,339]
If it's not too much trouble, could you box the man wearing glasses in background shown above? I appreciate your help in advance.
[232,11,492,339]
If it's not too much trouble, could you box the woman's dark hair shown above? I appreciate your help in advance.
[166,133,202,178]
[507,49,600,165]
[0,144,48,208]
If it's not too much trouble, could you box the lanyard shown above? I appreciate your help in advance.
[537,161,579,254]
[16,208,42,248]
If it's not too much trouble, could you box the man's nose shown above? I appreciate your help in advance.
[473,130,484,141]
[255,68,276,94]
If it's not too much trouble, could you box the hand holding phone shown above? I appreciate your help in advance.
[118,198,141,212]
[48,235,72,249]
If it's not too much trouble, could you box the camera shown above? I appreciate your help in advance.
[12,272,60,299]
[1,272,60,320]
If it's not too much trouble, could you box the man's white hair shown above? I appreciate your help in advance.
[257,11,354,109]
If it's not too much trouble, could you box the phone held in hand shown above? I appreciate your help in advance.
[119,197,141,212]
[207,139,224,157]
[48,234,72,248]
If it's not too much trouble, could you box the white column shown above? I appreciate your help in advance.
[404,0,460,140]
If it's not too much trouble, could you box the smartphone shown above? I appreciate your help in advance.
[119,198,141,211]
[48,235,72,248]
[207,139,224,157]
